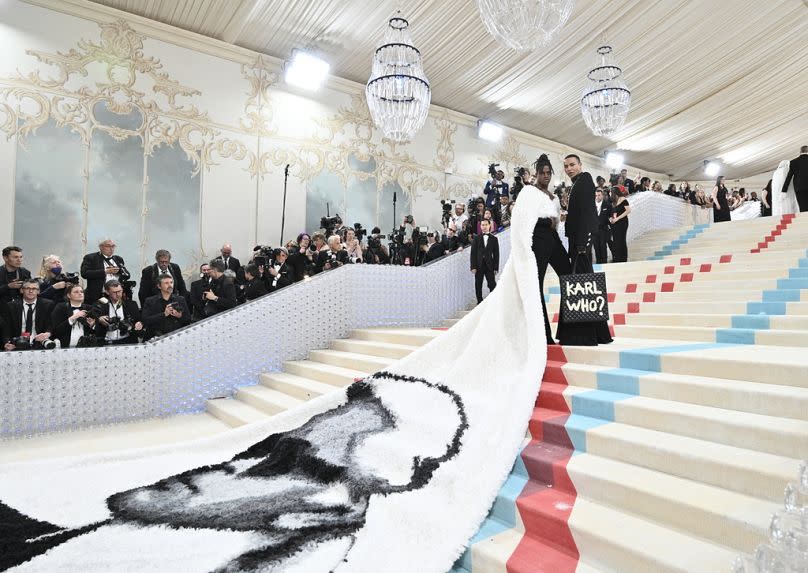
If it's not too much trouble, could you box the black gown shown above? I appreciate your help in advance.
[532,218,571,345]
[713,185,731,222]
[611,199,629,263]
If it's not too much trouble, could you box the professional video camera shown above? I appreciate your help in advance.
[488,162,500,179]
[54,272,80,285]
[320,214,342,237]
[252,244,274,268]
[353,222,367,241]
[440,199,455,228]
[512,166,527,201]
[8,335,56,350]
[114,265,136,300]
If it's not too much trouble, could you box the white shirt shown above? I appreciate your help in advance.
[595,200,603,215]
[105,301,126,341]
[482,234,489,248]
[68,307,84,348]
[103,257,119,282]
[272,264,282,287]
[20,301,37,336]
[453,212,469,229]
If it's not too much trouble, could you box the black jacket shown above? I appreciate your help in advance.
[138,263,187,307]
[286,250,309,282]
[142,294,191,336]
[203,275,237,317]
[783,154,808,194]
[316,249,349,273]
[0,266,32,305]
[211,256,243,283]
[51,303,100,348]
[6,298,55,338]
[425,242,445,263]
[189,277,212,320]
[95,299,142,340]
[80,252,127,303]
[565,172,599,247]
[265,263,293,292]
[596,200,613,232]
[470,233,499,272]
[243,278,268,301]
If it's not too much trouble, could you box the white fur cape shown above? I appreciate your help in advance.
[0,186,554,573]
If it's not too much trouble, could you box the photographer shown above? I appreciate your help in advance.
[188,263,212,321]
[499,194,512,228]
[308,233,328,275]
[451,203,468,231]
[467,198,486,236]
[344,227,364,264]
[142,276,191,336]
[440,224,461,255]
[138,249,187,307]
[1,246,32,305]
[96,279,144,345]
[266,248,293,292]
[38,255,79,302]
[242,263,268,301]
[51,284,100,348]
[423,231,444,263]
[484,164,509,208]
[317,236,349,272]
[202,260,238,316]
[80,239,130,303]
[3,279,54,351]
[286,233,312,282]
[364,228,390,265]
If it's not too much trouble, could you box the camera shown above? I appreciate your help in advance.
[353,223,367,241]
[440,200,455,227]
[367,235,382,250]
[9,335,57,350]
[76,334,104,348]
[253,244,274,268]
[320,214,342,236]
[403,215,414,225]
[488,163,500,179]
[55,272,80,285]
[104,316,133,336]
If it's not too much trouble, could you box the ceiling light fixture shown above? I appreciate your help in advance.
[366,15,431,143]
[284,51,330,91]
[605,151,624,170]
[475,0,575,51]
[704,161,721,177]
[581,45,631,138]
[477,120,503,142]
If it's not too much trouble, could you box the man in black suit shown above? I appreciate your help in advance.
[594,188,613,264]
[202,260,237,317]
[316,236,349,273]
[80,238,127,303]
[189,263,212,320]
[470,218,499,304]
[782,145,808,212]
[97,279,144,345]
[212,243,243,283]
[620,169,635,195]
[241,264,268,302]
[564,155,599,265]
[142,275,191,337]
[138,249,187,307]
[0,246,32,305]
[3,279,54,350]
[266,248,294,292]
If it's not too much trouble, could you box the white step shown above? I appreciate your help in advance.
[282,359,365,386]
[236,384,304,416]
[308,348,395,373]
[260,371,342,401]
[205,397,269,427]
[330,338,419,359]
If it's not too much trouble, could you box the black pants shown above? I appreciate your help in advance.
[611,222,628,263]
[796,189,808,212]
[594,229,610,264]
[474,267,496,303]
[532,226,571,343]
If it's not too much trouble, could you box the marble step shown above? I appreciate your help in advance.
[613,324,808,347]
[624,313,808,329]
[260,371,344,401]
[330,338,419,359]
[350,327,442,346]
[282,359,366,386]
[236,384,304,416]
[205,397,269,427]
[308,348,395,373]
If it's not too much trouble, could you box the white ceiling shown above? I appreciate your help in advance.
[86,0,808,179]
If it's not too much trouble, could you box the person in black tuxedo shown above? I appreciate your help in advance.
[202,260,237,317]
[138,249,187,307]
[96,280,144,345]
[424,232,445,263]
[316,236,349,273]
[0,246,32,305]
[80,238,127,303]
[470,218,499,304]
[188,263,212,321]
[51,284,100,349]
[242,264,268,301]
[266,248,294,292]
[594,188,613,265]
[212,243,243,283]
[620,169,635,195]
[782,145,808,212]
[557,154,613,346]
[142,276,191,336]
[3,279,54,350]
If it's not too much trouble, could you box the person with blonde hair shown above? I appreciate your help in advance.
[38,254,77,301]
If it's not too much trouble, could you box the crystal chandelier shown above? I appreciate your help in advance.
[366,15,431,143]
[581,45,631,138]
[475,0,575,51]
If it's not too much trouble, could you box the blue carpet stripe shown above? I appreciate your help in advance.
[731,315,770,329]
[619,343,733,371]
[716,328,756,344]
[646,223,708,260]
[596,368,643,395]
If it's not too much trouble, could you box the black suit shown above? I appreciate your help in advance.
[142,294,191,336]
[425,242,445,263]
[202,275,237,317]
[316,249,349,273]
[212,256,243,283]
[470,233,499,303]
[138,263,187,307]
[189,277,212,321]
[0,266,32,305]
[594,200,613,264]
[95,299,142,343]
[243,278,268,301]
[565,172,599,259]
[6,298,55,339]
[782,154,808,212]
[80,252,126,303]
[265,263,293,292]
[51,303,100,348]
